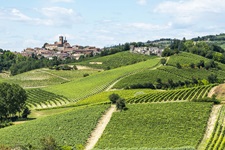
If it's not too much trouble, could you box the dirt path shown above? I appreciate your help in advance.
[105,78,123,91]
[39,70,70,81]
[197,104,222,150]
[85,105,116,150]
[208,85,218,97]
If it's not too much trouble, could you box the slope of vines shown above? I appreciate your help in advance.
[95,103,212,149]
[26,88,69,108]
[126,85,214,103]
[0,104,109,148]
[44,58,160,101]
[205,105,225,150]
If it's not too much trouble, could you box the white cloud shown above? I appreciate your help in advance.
[127,22,171,31]
[137,0,147,6]
[39,7,83,26]
[154,0,225,24]
[0,8,31,22]
[0,7,83,27]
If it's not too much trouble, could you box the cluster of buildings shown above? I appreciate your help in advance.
[21,36,102,60]
[130,45,164,56]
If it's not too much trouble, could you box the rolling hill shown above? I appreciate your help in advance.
[1,50,225,150]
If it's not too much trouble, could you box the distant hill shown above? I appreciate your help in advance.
[192,33,225,49]
[75,51,156,70]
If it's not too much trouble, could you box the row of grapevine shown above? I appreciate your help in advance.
[0,104,110,148]
[95,103,212,149]
[205,105,225,150]
[126,85,214,103]
[26,88,69,108]
[44,58,160,101]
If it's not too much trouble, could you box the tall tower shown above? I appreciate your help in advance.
[59,36,64,45]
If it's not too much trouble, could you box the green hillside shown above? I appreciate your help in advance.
[76,51,155,70]
[26,88,69,108]
[95,102,212,149]
[44,58,160,101]
[0,49,224,149]
[113,52,225,89]
[0,68,99,88]
[0,104,109,148]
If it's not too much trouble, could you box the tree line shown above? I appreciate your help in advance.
[162,39,225,64]
[125,75,218,90]
[0,49,77,75]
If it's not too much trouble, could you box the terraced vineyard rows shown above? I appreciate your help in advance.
[127,85,214,103]
[26,89,69,108]
[95,103,212,149]
[205,105,225,150]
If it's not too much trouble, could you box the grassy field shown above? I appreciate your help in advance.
[95,102,212,149]
[44,58,160,101]
[0,104,110,148]
[76,51,156,70]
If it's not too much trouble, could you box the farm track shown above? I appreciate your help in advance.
[85,105,116,150]
[105,57,166,91]
[198,104,222,150]
[38,70,70,81]
[208,85,219,97]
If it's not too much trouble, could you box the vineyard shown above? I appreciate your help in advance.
[95,103,212,149]
[76,51,155,70]
[26,88,70,108]
[126,85,214,103]
[0,68,100,88]
[0,104,110,148]
[75,89,156,106]
[113,52,225,89]
[44,58,160,101]
[205,105,225,150]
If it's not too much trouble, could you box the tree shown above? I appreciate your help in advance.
[116,98,126,111]
[109,93,120,104]
[160,58,167,65]
[208,74,218,83]
[0,83,27,120]
[22,107,31,119]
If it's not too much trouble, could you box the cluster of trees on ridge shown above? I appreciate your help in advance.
[0,82,29,128]
[126,75,218,90]
[162,38,225,64]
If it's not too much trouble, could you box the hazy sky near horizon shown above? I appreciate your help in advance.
[0,0,225,51]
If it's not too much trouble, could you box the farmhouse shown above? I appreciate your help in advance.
[130,45,164,56]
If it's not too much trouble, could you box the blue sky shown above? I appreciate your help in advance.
[0,0,225,51]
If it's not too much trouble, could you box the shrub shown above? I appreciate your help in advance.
[116,98,127,111]
[83,73,89,77]
[109,93,120,104]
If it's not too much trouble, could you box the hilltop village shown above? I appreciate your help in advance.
[21,36,102,60]
[20,36,164,60]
